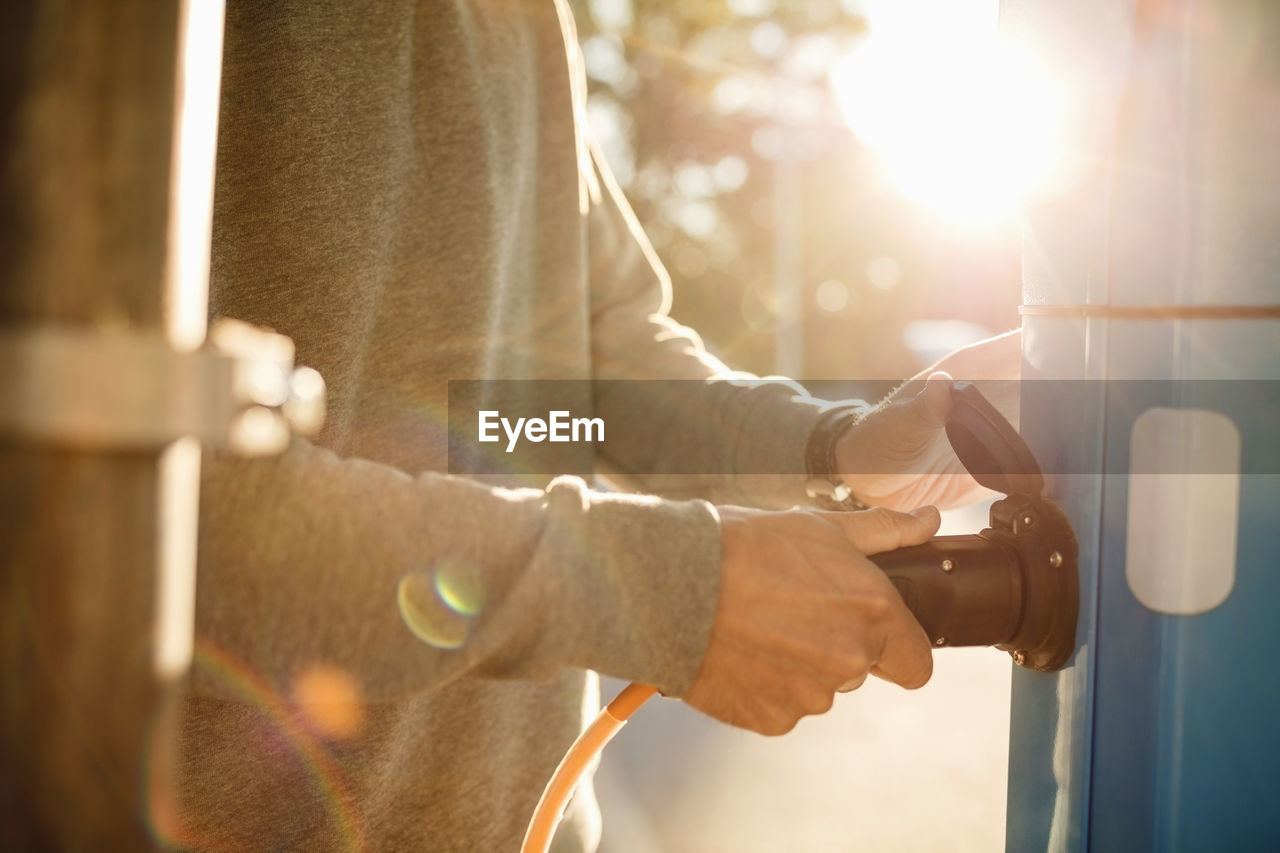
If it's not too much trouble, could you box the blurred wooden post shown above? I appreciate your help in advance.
[0,1,182,847]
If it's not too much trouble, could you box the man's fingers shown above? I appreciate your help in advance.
[843,373,949,466]
[687,505,942,735]
[822,507,938,691]
[871,622,934,690]
[920,371,953,424]
[836,671,867,693]
[824,505,941,556]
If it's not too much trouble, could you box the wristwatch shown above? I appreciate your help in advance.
[804,404,870,511]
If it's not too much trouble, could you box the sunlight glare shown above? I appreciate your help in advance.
[829,3,1062,223]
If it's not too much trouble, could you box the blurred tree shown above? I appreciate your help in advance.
[570,0,1021,379]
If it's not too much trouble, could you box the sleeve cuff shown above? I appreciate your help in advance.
[538,478,723,696]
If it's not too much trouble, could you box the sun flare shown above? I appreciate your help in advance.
[830,7,1063,223]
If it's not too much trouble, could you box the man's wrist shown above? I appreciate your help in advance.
[804,404,870,511]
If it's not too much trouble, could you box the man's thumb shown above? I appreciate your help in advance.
[829,505,941,555]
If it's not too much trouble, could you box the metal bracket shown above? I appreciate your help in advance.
[0,318,325,455]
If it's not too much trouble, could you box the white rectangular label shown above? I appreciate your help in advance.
[1126,408,1240,615]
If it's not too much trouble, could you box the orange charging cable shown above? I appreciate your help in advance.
[520,682,657,853]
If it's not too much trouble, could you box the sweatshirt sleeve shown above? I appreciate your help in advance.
[194,439,721,702]
[584,145,840,509]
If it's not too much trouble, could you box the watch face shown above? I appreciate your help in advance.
[945,382,1044,497]
[804,479,856,505]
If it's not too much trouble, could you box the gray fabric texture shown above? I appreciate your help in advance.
[175,1,834,849]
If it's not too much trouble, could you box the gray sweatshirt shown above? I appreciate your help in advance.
[175,1,832,849]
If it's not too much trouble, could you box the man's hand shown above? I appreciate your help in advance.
[835,329,1021,511]
[683,505,940,736]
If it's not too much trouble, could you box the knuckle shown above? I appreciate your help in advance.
[836,657,870,691]
[862,591,895,622]
[862,506,895,530]
[760,713,799,737]
[837,671,868,693]
[865,506,911,545]
[823,644,871,692]
[812,648,856,680]
[896,644,935,690]
[827,642,870,677]
[800,682,835,715]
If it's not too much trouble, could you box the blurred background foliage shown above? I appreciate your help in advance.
[569,0,1022,380]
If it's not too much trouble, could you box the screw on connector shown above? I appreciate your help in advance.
[1022,514,1034,527]
[941,558,954,572]
[1048,550,1064,569]
[1012,651,1027,666]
